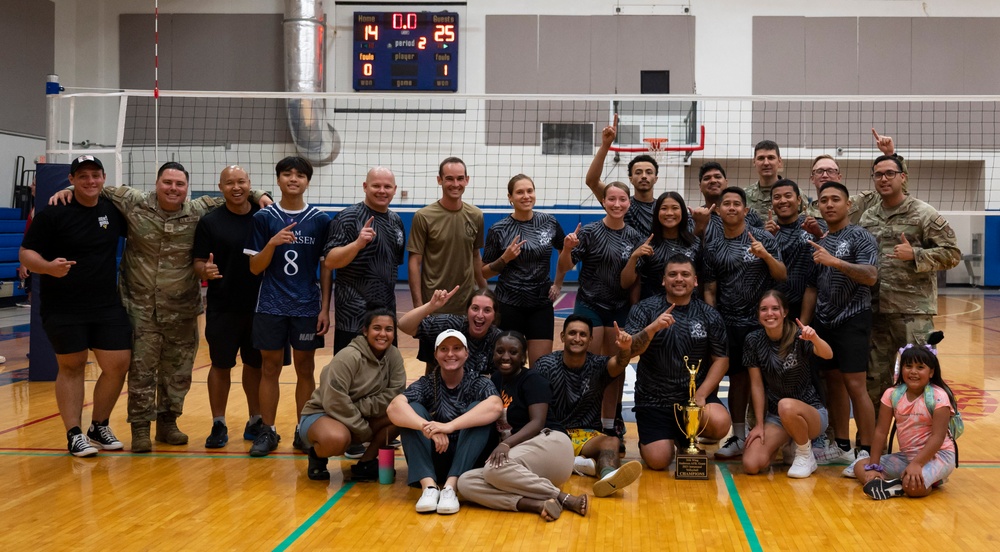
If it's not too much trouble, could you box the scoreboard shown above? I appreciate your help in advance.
[353,11,459,92]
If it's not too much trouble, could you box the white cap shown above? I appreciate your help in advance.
[434,329,468,348]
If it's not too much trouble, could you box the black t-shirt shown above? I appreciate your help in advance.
[635,237,700,300]
[402,369,499,427]
[698,210,765,243]
[491,368,565,435]
[324,202,406,332]
[808,224,878,328]
[701,225,783,328]
[772,214,825,307]
[192,204,261,314]
[625,199,654,234]
[571,221,645,312]
[483,213,564,307]
[21,197,126,317]
[533,351,612,431]
[624,296,728,407]
[415,314,502,375]
[742,328,823,416]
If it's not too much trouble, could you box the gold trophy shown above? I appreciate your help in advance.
[673,356,710,480]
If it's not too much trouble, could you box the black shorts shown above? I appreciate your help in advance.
[252,313,324,351]
[498,301,554,341]
[41,307,132,355]
[573,299,630,329]
[727,325,756,375]
[634,395,723,446]
[205,310,262,369]
[813,310,873,374]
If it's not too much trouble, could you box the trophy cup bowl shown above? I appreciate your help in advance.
[673,356,710,480]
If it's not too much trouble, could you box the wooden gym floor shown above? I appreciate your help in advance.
[1,290,998,551]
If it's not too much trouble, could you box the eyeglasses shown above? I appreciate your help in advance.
[811,168,840,176]
[872,170,904,180]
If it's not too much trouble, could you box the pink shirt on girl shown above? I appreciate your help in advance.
[880,384,956,458]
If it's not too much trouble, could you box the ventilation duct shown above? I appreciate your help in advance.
[284,0,340,164]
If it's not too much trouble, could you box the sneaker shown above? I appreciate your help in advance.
[781,439,796,466]
[350,459,378,482]
[307,448,330,481]
[437,486,460,514]
[697,436,720,445]
[292,425,306,452]
[68,432,98,457]
[714,435,745,459]
[573,456,597,477]
[842,449,870,478]
[863,478,904,500]
[593,460,643,498]
[814,442,856,465]
[345,443,367,459]
[415,487,440,513]
[87,423,124,450]
[244,419,264,441]
[388,438,401,448]
[249,427,279,457]
[205,421,229,449]
[787,448,818,478]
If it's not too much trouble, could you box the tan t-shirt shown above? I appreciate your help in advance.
[407,201,484,314]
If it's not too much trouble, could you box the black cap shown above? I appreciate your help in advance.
[69,155,104,175]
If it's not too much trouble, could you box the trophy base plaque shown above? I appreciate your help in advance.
[675,448,709,480]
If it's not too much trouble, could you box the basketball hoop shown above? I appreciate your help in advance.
[642,137,668,164]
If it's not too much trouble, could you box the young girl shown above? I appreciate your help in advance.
[856,339,957,499]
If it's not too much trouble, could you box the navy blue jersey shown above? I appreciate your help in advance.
[245,203,331,317]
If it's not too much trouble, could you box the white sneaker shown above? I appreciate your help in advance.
[714,435,745,459]
[415,487,440,513]
[593,460,642,498]
[573,455,597,477]
[781,439,796,466]
[814,442,857,465]
[842,449,870,478]
[787,448,818,479]
[436,486,460,515]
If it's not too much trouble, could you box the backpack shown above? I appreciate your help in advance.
[887,384,963,466]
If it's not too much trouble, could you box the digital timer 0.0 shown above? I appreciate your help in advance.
[353,11,459,92]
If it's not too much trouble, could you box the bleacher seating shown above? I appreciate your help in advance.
[0,207,27,303]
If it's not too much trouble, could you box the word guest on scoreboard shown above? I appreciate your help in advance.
[353,11,459,92]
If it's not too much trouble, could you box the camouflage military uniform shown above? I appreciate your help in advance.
[744,180,808,219]
[104,186,263,423]
[859,195,960,413]
[806,189,880,225]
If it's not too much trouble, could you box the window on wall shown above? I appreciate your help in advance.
[641,71,670,94]
[541,123,594,155]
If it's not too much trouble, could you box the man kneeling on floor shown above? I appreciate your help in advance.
[534,315,642,497]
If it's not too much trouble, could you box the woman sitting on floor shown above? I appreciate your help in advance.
[387,329,503,515]
[457,331,588,521]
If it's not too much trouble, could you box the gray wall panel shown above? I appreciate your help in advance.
[538,17,591,94]
[961,19,1000,94]
[590,16,619,94]
[858,17,911,95]
[804,17,858,94]
[752,16,806,94]
[484,15,538,94]
[120,14,172,90]
[0,0,54,135]
[911,18,967,95]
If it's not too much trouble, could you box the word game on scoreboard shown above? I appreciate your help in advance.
[353,11,459,92]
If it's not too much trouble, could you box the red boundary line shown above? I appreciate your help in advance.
[0,363,211,436]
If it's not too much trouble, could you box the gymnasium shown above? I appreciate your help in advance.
[1,1,999,550]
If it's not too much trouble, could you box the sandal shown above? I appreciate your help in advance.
[559,492,588,517]
[540,498,562,522]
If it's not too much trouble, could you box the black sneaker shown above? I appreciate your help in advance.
[68,431,98,458]
[87,423,124,450]
[205,421,229,449]
[249,427,279,457]
[292,425,307,452]
[244,419,264,441]
[344,443,366,459]
[863,478,905,500]
[388,438,401,448]
[307,447,330,480]
[351,459,378,482]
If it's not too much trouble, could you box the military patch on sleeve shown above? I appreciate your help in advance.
[932,215,955,238]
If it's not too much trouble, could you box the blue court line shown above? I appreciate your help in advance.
[273,482,355,552]
[718,464,763,552]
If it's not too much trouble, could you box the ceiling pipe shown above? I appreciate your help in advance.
[284,0,340,164]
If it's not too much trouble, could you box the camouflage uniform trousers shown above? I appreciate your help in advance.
[867,312,934,418]
[126,316,200,423]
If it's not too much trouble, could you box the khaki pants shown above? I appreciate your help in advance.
[457,429,574,511]
[868,313,934,417]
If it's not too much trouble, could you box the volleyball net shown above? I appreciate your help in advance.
[45,91,999,215]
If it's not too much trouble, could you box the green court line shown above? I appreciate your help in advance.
[273,482,355,552]
[718,464,763,552]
